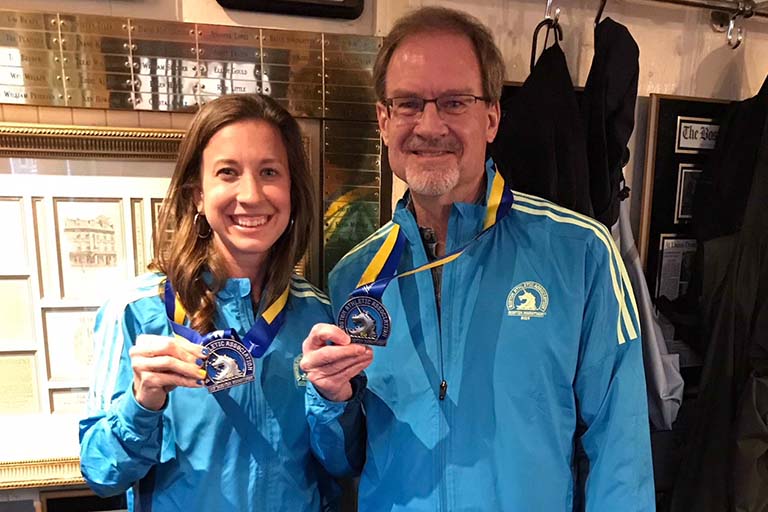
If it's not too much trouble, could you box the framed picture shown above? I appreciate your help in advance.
[0,277,36,349]
[674,164,703,223]
[655,234,697,301]
[640,94,730,297]
[49,388,89,414]
[42,308,98,384]
[52,198,127,300]
[32,197,53,298]
[0,353,40,414]
[0,197,28,273]
[214,0,365,20]
[151,197,173,261]
[131,198,148,276]
[674,116,720,154]
[41,488,126,512]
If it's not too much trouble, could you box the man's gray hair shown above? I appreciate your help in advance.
[373,6,506,103]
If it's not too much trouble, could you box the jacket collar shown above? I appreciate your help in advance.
[201,271,252,300]
[392,158,499,251]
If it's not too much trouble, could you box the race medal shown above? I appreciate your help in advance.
[163,280,289,393]
[337,295,391,346]
[201,329,255,393]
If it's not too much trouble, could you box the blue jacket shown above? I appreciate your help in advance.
[307,164,655,511]
[80,272,335,512]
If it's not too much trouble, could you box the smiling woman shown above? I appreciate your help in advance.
[78,94,339,512]
[153,95,314,334]
[196,119,293,293]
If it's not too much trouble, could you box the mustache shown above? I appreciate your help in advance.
[403,135,461,153]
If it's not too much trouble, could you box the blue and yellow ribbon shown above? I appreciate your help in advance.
[163,280,289,358]
[350,164,515,302]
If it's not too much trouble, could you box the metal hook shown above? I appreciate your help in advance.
[544,0,560,22]
[727,10,744,49]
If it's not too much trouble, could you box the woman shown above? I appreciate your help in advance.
[79,94,338,511]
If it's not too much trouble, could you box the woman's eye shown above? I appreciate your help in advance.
[261,168,278,177]
[216,167,237,177]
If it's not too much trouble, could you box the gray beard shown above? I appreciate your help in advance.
[404,164,460,197]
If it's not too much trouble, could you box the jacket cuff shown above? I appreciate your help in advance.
[307,374,367,412]
[111,387,164,440]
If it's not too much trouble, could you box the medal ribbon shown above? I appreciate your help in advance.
[163,279,290,358]
[350,164,514,301]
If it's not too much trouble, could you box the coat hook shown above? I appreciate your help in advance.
[726,13,744,48]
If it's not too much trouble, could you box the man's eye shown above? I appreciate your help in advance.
[442,98,468,109]
[396,99,422,110]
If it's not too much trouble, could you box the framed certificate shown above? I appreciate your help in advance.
[0,277,36,348]
[0,353,40,414]
[42,308,98,384]
[49,388,89,414]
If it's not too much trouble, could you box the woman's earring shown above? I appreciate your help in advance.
[194,212,212,239]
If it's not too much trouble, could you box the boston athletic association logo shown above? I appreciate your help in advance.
[202,330,255,393]
[506,281,549,320]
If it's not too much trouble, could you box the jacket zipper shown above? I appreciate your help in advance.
[437,261,449,512]
[409,211,449,511]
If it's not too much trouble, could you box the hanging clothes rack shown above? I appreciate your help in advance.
[639,0,765,47]
[646,0,767,18]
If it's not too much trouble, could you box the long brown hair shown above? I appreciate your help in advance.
[151,94,313,333]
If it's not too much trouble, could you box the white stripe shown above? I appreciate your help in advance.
[290,278,321,291]
[513,192,640,330]
[512,196,639,344]
[87,280,162,414]
[290,288,331,305]
[290,276,330,301]
[335,221,395,266]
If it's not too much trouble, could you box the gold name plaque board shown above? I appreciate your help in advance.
[0,9,380,120]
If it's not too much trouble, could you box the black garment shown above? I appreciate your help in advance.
[670,75,768,512]
[580,18,639,227]
[490,42,593,216]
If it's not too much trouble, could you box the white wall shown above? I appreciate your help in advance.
[377,0,768,99]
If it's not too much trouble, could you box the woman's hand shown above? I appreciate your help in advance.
[129,334,208,411]
[300,323,373,402]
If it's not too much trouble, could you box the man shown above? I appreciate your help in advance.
[301,6,654,511]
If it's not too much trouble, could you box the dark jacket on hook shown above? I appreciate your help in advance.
[580,17,639,228]
[490,42,593,217]
[670,75,768,512]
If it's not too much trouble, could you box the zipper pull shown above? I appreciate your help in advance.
[439,380,448,400]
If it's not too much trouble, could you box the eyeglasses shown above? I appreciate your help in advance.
[383,94,491,119]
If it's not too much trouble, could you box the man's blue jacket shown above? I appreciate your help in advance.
[307,163,655,511]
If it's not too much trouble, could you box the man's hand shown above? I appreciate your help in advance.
[130,334,207,411]
[301,323,374,402]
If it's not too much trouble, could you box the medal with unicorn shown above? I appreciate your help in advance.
[163,280,288,393]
